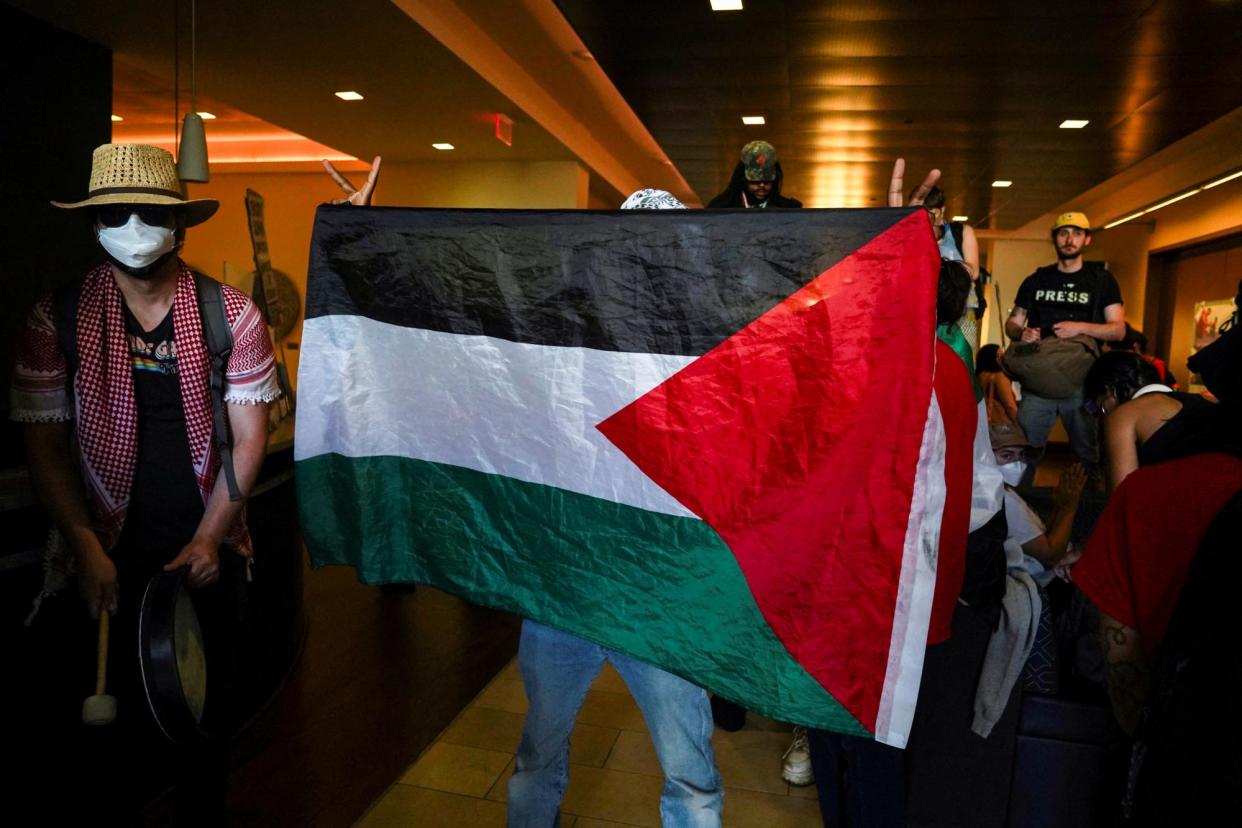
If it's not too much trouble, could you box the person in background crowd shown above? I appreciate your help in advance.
[511,190,725,828]
[977,343,1019,427]
[1075,313,1242,824]
[1005,212,1125,481]
[707,140,803,209]
[1075,458,1242,823]
[705,137,806,779]
[919,186,982,348]
[1083,350,1217,492]
[1112,323,1179,389]
[328,167,729,828]
[991,423,1086,575]
[972,422,1087,735]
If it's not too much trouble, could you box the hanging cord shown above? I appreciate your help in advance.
[190,0,197,113]
[173,0,180,156]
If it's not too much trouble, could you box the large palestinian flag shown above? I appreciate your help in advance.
[295,205,946,747]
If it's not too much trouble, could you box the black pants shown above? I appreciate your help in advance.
[903,601,1021,828]
[808,728,905,827]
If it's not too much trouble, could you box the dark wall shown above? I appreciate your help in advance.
[0,4,111,465]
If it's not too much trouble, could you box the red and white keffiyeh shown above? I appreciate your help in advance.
[11,261,280,554]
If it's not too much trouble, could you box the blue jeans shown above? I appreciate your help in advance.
[507,620,723,827]
[1016,388,1098,484]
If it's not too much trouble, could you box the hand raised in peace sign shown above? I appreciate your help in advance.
[887,158,941,207]
[323,155,382,206]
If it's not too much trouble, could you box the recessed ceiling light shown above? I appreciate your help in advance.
[710,0,744,9]
[741,115,765,125]
[951,215,969,222]
[335,91,364,101]
[992,180,1013,188]
[110,114,123,122]
[1059,119,1089,129]
[432,143,455,151]
[196,111,216,120]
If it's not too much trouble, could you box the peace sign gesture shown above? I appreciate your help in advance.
[888,158,941,207]
[323,155,382,206]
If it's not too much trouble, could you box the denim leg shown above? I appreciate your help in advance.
[609,651,723,828]
[1016,391,1059,485]
[508,621,605,828]
[1058,389,1100,467]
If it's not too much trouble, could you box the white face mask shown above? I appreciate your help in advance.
[97,214,177,272]
[997,460,1027,487]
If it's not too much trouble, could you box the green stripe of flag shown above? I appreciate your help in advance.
[298,451,868,736]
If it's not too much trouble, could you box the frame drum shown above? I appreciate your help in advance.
[138,567,209,743]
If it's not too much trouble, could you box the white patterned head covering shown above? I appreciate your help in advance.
[620,189,686,210]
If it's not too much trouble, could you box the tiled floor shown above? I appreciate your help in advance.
[356,659,823,827]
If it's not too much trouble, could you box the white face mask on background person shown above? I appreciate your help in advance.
[96,213,178,275]
[997,460,1027,487]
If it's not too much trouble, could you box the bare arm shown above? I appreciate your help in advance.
[25,422,117,618]
[1052,303,1126,341]
[1099,611,1149,735]
[999,375,1019,420]
[961,224,979,279]
[1006,306,1038,342]
[1022,463,1086,566]
[163,401,269,587]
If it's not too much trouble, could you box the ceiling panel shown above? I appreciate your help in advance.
[557,0,1242,227]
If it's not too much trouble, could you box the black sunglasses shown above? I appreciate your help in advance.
[97,205,177,228]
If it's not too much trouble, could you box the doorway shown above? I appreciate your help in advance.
[1143,231,1242,387]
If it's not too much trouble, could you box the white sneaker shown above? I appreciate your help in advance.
[781,726,814,786]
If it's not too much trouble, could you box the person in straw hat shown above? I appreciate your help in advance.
[11,143,281,822]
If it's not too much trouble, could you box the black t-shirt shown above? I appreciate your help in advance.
[1013,263,1122,338]
[114,304,205,569]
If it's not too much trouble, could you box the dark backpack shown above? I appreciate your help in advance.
[52,273,242,501]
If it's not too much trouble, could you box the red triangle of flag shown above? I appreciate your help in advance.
[598,211,941,730]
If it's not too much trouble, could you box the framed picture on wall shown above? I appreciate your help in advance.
[1189,298,1236,393]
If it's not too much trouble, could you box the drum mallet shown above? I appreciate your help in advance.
[82,612,117,726]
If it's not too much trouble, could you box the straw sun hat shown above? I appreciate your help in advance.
[52,143,218,226]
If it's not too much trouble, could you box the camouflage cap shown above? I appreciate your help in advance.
[740,140,778,182]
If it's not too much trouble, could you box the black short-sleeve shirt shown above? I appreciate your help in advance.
[1013,263,1122,338]
[115,304,205,569]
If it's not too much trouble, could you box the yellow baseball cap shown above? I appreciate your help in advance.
[1052,211,1091,232]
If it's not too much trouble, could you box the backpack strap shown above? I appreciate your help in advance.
[193,273,241,502]
[949,221,964,255]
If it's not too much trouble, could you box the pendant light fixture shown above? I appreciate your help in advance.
[177,0,209,182]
